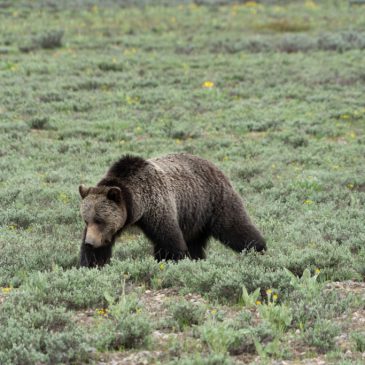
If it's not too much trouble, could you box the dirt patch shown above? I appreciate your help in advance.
[73,308,96,328]
[353,184,365,193]
[96,350,163,365]
[0,294,6,305]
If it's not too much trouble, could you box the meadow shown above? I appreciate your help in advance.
[0,0,365,364]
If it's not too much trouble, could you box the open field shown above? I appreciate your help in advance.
[0,0,365,364]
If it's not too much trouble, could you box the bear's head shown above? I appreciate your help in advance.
[79,185,127,248]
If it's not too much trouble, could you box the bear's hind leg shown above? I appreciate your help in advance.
[187,244,206,259]
[139,217,188,261]
[212,207,266,253]
[186,232,209,259]
[214,223,266,253]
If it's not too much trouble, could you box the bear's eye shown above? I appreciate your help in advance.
[94,218,104,225]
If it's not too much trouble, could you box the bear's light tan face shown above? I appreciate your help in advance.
[79,186,127,248]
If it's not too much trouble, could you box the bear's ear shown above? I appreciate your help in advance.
[107,186,122,204]
[79,185,90,199]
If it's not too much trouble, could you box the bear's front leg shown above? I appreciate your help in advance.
[79,242,113,267]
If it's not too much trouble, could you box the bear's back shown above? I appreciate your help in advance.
[149,154,231,194]
[148,154,233,237]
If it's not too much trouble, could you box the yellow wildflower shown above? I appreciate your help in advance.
[126,95,140,105]
[189,3,198,11]
[266,289,272,295]
[202,81,214,88]
[273,294,278,301]
[304,199,313,205]
[58,192,69,204]
[123,48,137,56]
[255,300,261,305]
[1,287,12,294]
[315,268,321,274]
[273,6,284,14]
[96,308,108,316]
[305,1,319,10]
[348,131,356,139]
[245,1,257,7]
[159,263,165,271]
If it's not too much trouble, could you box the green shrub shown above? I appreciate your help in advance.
[96,313,151,350]
[289,289,353,329]
[11,258,160,309]
[0,300,88,365]
[302,319,340,353]
[36,30,64,49]
[229,310,253,329]
[169,300,206,330]
[199,320,274,356]
[351,331,365,352]
[95,293,151,351]
[19,30,64,52]
[95,289,152,350]
[29,117,51,130]
[199,322,233,354]
[259,301,292,335]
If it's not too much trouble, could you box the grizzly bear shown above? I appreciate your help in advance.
[79,153,266,267]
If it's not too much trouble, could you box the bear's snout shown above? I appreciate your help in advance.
[85,224,103,248]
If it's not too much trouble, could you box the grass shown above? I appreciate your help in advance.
[0,0,365,364]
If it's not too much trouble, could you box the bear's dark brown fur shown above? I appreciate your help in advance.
[79,153,266,267]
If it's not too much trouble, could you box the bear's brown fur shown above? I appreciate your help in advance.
[79,153,266,267]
